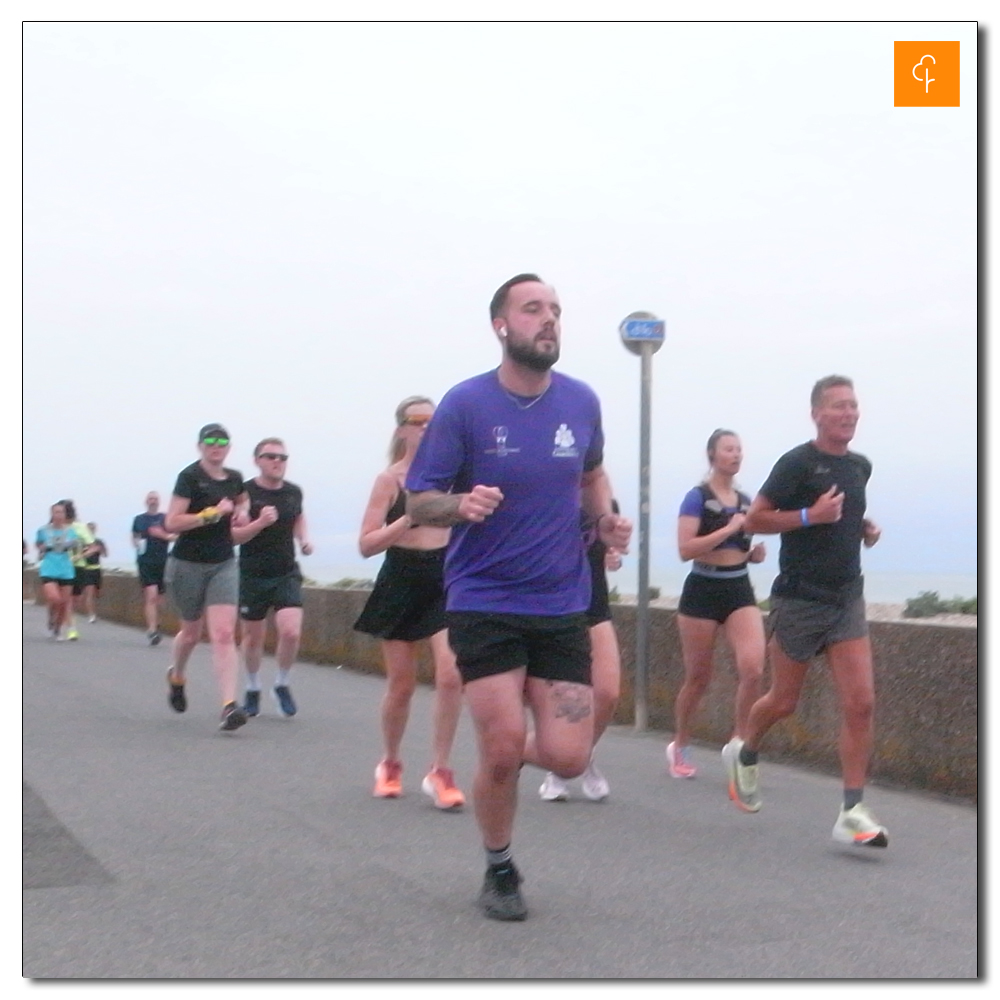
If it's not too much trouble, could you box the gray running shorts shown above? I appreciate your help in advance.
[767,595,868,663]
[165,556,238,622]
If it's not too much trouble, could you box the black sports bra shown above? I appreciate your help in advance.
[386,491,407,525]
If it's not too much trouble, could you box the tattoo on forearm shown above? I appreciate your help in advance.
[548,682,592,724]
[408,494,464,527]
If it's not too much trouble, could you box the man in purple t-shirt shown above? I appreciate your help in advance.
[407,273,632,921]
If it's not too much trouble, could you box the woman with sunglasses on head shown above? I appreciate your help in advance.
[354,396,466,810]
[163,423,250,732]
[667,429,766,779]
[36,501,81,641]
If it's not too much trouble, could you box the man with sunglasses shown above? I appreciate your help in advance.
[164,423,250,731]
[406,273,632,921]
[231,438,313,718]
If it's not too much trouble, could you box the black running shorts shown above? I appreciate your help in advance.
[446,611,592,686]
[72,568,101,595]
[137,558,167,592]
[678,572,758,624]
[239,569,304,621]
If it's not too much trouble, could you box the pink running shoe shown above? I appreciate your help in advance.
[666,741,697,779]
[374,759,403,798]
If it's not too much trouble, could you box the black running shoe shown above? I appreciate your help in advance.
[219,703,247,732]
[149,630,161,647]
[273,685,297,717]
[243,690,261,717]
[167,671,187,713]
[479,863,527,921]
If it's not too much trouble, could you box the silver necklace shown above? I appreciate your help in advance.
[500,379,551,410]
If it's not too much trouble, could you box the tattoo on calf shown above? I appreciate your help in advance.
[549,681,592,723]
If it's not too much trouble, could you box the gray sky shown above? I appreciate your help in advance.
[21,19,978,598]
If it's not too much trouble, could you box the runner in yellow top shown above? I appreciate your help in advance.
[62,500,97,641]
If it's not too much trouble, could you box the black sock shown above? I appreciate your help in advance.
[739,746,758,766]
[843,788,863,810]
[486,845,512,868]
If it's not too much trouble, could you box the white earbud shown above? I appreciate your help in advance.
[499,327,507,337]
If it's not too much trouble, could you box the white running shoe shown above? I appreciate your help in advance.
[832,803,889,847]
[538,772,570,801]
[721,738,761,812]
[580,758,610,801]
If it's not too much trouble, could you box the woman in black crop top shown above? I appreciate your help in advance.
[353,396,466,810]
[667,429,767,780]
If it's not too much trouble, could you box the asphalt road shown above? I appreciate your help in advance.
[22,604,978,980]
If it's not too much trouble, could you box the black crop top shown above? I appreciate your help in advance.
[386,491,407,525]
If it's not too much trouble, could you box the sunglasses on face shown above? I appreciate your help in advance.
[258,452,289,461]
[202,437,230,447]
[401,415,432,427]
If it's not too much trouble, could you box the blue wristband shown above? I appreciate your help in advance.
[800,508,810,527]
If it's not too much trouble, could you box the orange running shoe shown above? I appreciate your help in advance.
[373,759,403,798]
[421,767,466,809]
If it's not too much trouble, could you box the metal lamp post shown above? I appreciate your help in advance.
[618,311,665,732]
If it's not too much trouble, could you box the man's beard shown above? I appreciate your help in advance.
[505,336,560,372]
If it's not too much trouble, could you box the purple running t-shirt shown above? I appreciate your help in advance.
[406,369,605,615]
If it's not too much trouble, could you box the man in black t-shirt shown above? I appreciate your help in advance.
[163,423,250,732]
[132,491,177,645]
[231,437,314,718]
[723,376,888,849]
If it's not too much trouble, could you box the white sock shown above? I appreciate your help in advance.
[245,674,261,692]
[275,669,291,687]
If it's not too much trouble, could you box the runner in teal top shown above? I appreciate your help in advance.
[35,501,80,641]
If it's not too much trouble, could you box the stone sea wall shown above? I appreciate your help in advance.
[25,569,977,802]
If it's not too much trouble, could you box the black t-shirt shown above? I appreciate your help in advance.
[85,539,106,568]
[132,513,170,562]
[758,441,872,593]
[170,462,245,564]
[239,479,303,577]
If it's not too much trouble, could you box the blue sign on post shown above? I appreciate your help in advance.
[619,311,665,356]
[618,308,665,731]
[621,319,665,341]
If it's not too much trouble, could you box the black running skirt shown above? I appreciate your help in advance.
[585,540,612,627]
[353,546,447,642]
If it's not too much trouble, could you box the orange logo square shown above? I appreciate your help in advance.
[894,41,960,107]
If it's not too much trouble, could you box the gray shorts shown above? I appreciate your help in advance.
[767,595,868,663]
[165,556,239,622]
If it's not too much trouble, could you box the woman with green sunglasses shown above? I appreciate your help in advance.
[163,423,250,733]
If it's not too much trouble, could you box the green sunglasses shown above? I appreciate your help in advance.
[202,437,230,447]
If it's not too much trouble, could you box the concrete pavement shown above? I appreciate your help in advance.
[22,604,978,979]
